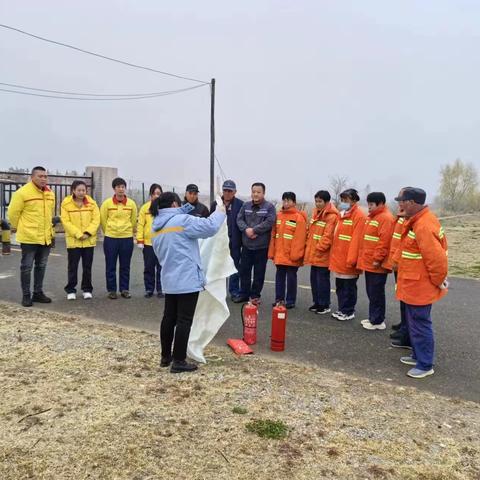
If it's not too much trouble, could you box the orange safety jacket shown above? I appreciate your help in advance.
[382,216,405,270]
[304,202,339,267]
[393,207,448,306]
[352,205,395,274]
[268,207,307,267]
[329,203,366,276]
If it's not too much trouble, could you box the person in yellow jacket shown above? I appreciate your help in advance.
[136,183,163,297]
[61,180,100,301]
[7,166,55,307]
[100,177,138,299]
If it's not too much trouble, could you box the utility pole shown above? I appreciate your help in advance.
[210,78,215,205]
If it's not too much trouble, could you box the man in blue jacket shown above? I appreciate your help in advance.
[151,192,226,373]
[235,182,276,304]
[210,180,244,300]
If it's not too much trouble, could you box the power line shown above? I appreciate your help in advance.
[0,84,207,101]
[0,23,210,85]
[0,81,205,97]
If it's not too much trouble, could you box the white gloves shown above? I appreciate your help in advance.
[137,243,144,249]
[439,278,449,290]
[216,195,226,213]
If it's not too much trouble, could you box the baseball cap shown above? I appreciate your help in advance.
[186,184,199,193]
[222,180,236,190]
[394,187,427,205]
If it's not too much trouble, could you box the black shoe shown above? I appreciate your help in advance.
[390,330,403,339]
[32,292,52,303]
[391,322,401,331]
[272,300,283,307]
[21,295,33,307]
[308,304,319,312]
[108,291,118,299]
[120,290,131,299]
[232,296,249,303]
[315,307,332,315]
[286,304,295,309]
[170,360,198,374]
[160,356,172,367]
[157,292,164,298]
[144,291,153,298]
[390,338,412,349]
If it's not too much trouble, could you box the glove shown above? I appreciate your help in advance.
[439,278,449,290]
[137,243,144,249]
[215,195,226,214]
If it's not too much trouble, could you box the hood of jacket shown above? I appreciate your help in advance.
[152,203,194,231]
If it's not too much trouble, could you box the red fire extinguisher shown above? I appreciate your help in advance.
[242,302,258,345]
[271,303,287,351]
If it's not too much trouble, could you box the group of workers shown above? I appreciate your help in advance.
[4,167,449,377]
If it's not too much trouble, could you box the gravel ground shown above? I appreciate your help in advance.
[0,302,479,480]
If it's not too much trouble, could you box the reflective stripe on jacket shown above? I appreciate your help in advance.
[382,216,405,270]
[100,196,137,238]
[268,208,307,267]
[7,181,55,245]
[393,207,448,305]
[136,201,154,246]
[61,195,100,248]
[329,203,366,276]
[353,205,395,273]
[304,202,339,267]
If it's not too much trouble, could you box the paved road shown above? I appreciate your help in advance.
[1,239,479,402]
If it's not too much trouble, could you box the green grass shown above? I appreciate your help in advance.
[245,419,288,439]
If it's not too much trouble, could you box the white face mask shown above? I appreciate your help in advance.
[339,202,351,211]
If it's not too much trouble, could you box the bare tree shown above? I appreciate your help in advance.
[329,175,349,205]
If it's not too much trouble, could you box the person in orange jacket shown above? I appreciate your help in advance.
[392,187,448,379]
[329,189,366,321]
[268,192,307,309]
[304,190,339,315]
[351,192,395,331]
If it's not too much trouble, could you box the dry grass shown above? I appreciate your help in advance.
[442,214,480,279]
[0,303,479,480]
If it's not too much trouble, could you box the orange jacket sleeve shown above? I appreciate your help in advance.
[290,214,307,262]
[316,213,337,253]
[346,216,365,268]
[268,220,276,259]
[415,224,448,287]
[373,216,395,263]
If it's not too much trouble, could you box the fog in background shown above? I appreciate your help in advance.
[1,0,480,202]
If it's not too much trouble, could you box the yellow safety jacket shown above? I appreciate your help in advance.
[7,181,55,245]
[61,195,100,248]
[100,196,137,238]
[136,201,154,246]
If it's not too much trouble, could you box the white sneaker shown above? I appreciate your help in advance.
[67,293,76,301]
[331,311,342,319]
[362,320,386,330]
[83,292,93,300]
[360,319,371,325]
[336,312,355,321]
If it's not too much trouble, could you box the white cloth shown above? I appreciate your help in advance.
[187,218,237,363]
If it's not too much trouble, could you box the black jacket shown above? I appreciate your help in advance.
[210,196,244,253]
[182,200,210,218]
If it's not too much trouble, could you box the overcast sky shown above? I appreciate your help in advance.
[1,0,479,201]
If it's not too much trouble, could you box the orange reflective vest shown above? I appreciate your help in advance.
[329,203,366,276]
[382,216,405,270]
[268,207,307,267]
[353,205,395,274]
[393,207,448,305]
[304,202,339,267]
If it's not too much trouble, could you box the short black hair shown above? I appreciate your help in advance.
[340,188,360,202]
[71,180,87,194]
[251,182,266,193]
[282,191,296,202]
[112,177,127,189]
[149,183,163,196]
[366,192,386,205]
[149,192,182,216]
[31,166,46,174]
[314,190,331,202]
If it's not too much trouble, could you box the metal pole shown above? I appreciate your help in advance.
[210,78,215,205]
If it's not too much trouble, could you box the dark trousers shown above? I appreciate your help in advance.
[365,271,388,324]
[65,247,94,293]
[103,236,133,292]
[405,303,434,371]
[393,271,409,340]
[143,245,162,294]
[239,247,268,299]
[161,292,199,361]
[310,266,331,308]
[275,265,299,305]
[335,277,358,315]
[20,244,51,296]
[228,246,241,297]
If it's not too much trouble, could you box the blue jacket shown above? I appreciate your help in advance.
[236,200,276,250]
[210,196,244,253]
[151,204,226,294]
